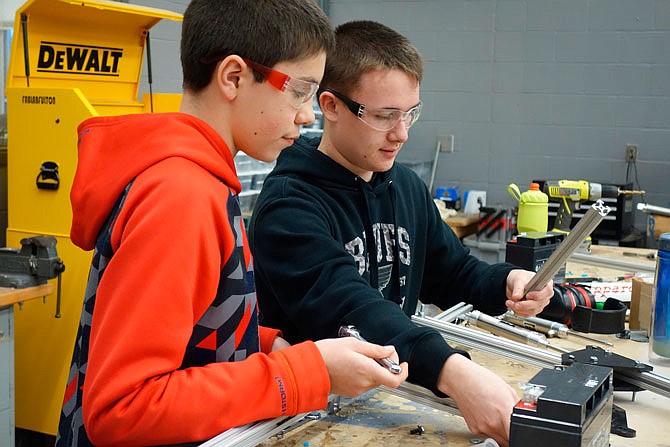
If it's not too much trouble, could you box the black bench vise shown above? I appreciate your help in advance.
[0,235,65,317]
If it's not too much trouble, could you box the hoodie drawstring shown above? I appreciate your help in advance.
[389,181,403,306]
[357,177,380,290]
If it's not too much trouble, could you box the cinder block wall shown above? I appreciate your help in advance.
[132,1,670,234]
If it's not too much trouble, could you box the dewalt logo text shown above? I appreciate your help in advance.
[37,41,123,76]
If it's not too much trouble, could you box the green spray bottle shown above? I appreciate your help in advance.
[508,182,549,234]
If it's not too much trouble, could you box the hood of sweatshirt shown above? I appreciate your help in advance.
[272,136,396,193]
[70,113,240,251]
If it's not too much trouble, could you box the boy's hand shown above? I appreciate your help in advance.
[271,336,291,351]
[315,338,408,397]
[438,354,518,447]
[505,269,554,317]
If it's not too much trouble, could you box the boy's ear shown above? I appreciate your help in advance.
[214,55,247,100]
[319,91,340,122]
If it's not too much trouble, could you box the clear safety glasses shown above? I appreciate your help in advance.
[322,88,422,131]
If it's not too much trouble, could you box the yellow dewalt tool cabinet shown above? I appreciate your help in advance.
[5,0,181,436]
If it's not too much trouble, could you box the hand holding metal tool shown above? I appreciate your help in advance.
[502,311,614,346]
[338,325,403,374]
[523,200,612,297]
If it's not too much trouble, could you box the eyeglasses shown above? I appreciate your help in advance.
[242,59,319,109]
[322,88,422,131]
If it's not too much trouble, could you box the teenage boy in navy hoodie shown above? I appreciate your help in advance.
[249,20,554,447]
[56,3,408,447]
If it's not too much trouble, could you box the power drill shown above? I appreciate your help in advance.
[542,180,620,233]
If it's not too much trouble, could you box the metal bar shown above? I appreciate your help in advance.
[413,314,670,399]
[569,252,656,273]
[199,413,310,447]
[413,314,560,368]
[465,310,570,353]
[637,203,670,217]
[381,382,461,416]
[430,302,473,322]
[524,200,611,295]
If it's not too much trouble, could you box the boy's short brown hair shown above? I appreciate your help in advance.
[181,0,334,92]
[320,20,423,96]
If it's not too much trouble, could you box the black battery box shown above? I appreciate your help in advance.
[506,231,565,273]
[510,363,613,447]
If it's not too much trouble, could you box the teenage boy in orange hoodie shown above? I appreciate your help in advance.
[56,2,408,446]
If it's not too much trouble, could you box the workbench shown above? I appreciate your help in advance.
[255,334,669,447]
[0,284,54,447]
[443,213,479,239]
[252,244,669,446]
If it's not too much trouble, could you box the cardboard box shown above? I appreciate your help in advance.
[630,277,654,334]
[647,214,670,242]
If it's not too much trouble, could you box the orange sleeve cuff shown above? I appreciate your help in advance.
[259,326,282,353]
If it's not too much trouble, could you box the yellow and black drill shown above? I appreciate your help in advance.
[543,180,643,233]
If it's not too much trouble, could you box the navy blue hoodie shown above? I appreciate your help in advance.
[249,136,514,395]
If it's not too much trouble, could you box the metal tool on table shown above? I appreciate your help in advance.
[339,325,403,374]
[541,180,644,233]
[465,310,570,354]
[0,235,65,317]
[622,251,656,261]
[502,311,614,346]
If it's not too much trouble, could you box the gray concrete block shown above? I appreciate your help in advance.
[495,1,526,31]
[463,0,495,31]
[651,65,670,96]
[493,63,524,93]
[551,95,617,127]
[584,64,651,96]
[492,94,521,123]
[520,94,552,124]
[523,63,585,94]
[527,0,588,31]
[588,0,654,31]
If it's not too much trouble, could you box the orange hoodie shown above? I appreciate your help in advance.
[58,113,329,446]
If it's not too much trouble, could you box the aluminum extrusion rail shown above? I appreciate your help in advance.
[199,412,314,447]
[412,314,670,399]
[381,382,461,416]
[569,252,656,273]
[524,199,611,295]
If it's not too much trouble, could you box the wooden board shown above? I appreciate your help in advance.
[443,213,479,239]
[0,284,54,308]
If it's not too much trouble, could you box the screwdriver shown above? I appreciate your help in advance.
[502,311,614,346]
[465,310,570,354]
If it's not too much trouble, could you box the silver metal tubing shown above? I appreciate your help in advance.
[198,413,311,447]
[413,314,560,368]
[432,302,473,323]
[569,252,656,273]
[619,369,670,399]
[413,314,670,399]
[637,203,670,216]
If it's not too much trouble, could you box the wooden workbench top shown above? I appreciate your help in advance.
[0,284,54,308]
